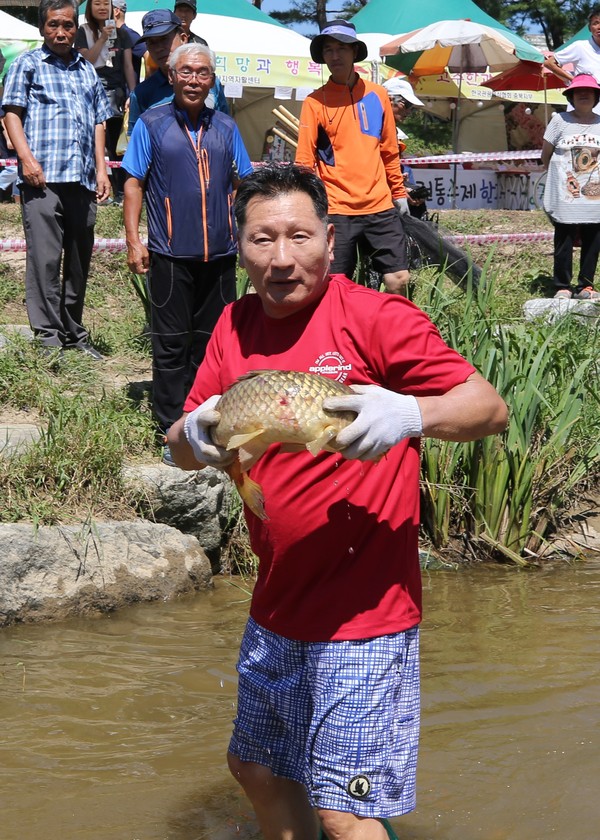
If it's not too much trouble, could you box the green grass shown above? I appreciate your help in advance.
[0,333,157,523]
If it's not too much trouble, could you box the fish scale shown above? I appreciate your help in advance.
[210,370,357,520]
[212,370,356,449]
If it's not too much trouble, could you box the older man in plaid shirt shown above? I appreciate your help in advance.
[2,0,112,360]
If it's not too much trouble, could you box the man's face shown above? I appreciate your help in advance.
[42,6,78,59]
[146,29,185,73]
[238,191,334,319]
[321,37,357,83]
[174,4,196,34]
[169,53,214,112]
[389,95,412,125]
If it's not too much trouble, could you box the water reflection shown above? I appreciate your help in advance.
[1,560,599,840]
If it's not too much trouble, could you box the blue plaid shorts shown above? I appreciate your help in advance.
[229,618,420,817]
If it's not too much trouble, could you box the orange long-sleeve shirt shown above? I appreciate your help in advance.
[295,76,407,215]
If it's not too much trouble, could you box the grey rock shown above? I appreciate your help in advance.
[0,423,42,457]
[122,464,235,572]
[0,521,213,627]
[0,324,34,350]
[523,297,600,323]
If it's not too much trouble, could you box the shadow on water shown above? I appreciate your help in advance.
[1,561,599,840]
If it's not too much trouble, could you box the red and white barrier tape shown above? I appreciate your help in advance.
[0,158,121,168]
[450,231,552,245]
[402,150,542,165]
[1,150,542,170]
[0,232,553,253]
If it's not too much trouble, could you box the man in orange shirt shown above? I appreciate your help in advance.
[296,20,410,293]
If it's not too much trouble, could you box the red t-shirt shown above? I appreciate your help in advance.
[184,276,475,642]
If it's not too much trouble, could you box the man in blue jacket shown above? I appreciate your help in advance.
[122,42,252,464]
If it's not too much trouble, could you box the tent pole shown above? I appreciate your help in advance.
[451,64,464,210]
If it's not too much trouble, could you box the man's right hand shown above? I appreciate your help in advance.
[183,395,235,468]
[22,156,46,189]
[126,241,150,275]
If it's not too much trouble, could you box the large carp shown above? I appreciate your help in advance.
[210,370,357,520]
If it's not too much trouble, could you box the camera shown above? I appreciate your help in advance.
[408,185,429,201]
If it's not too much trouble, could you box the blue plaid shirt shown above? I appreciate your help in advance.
[2,45,113,192]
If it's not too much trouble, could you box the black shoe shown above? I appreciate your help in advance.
[37,344,64,361]
[76,342,104,361]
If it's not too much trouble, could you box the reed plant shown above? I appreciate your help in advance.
[418,269,600,563]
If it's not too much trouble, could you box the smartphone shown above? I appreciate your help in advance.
[105,19,117,43]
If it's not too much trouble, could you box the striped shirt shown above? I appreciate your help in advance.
[1,45,113,192]
[543,112,600,224]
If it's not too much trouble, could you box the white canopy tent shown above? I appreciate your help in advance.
[0,9,42,81]
[0,9,41,41]
[111,10,316,160]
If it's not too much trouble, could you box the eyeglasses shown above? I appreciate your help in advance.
[175,67,213,81]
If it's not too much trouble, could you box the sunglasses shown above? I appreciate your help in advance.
[391,96,413,110]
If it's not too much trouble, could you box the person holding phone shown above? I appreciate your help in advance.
[75,0,136,203]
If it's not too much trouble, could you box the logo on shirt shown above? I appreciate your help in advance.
[309,351,352,383]
[347,774,372,800]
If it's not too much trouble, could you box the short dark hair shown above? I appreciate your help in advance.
[234,163,329,230]
[39,0,78,30]
[589,6,600,22]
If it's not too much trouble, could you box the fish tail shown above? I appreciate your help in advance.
[226,460,268,521]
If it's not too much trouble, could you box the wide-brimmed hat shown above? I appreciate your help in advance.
[383,77,424,107]
[563,73,600,95]
[310,19,368,64]
[139,9,182,41]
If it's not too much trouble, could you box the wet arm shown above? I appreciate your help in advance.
[417,372,508,442]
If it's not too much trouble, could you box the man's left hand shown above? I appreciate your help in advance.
[96,174,111,202]
[323,384,423,461]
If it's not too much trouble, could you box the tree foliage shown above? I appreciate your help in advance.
[265,0,595,50]
[474,1,595,50]
[269,0,367,33]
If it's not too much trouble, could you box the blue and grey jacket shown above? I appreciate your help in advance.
[126,101,252,260]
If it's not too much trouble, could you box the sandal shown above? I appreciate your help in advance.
[574,286,600,300]
[554,289,572,299]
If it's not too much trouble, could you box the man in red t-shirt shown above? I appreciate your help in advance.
[168,164,507,840]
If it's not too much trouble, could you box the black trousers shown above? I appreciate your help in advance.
[21,182,96,348]
[105,116,126,198]
[553,222,600,292]
[148,251,237,431]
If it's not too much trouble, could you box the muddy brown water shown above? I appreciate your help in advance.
[1,559,599,840]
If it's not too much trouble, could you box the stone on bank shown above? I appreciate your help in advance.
[0,521,213,627]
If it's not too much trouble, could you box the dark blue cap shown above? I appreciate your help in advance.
[139,9,182,41]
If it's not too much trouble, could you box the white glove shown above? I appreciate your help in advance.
[323,384,422,461]
[394,197,410,215]
[183,394,235,468]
